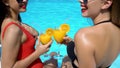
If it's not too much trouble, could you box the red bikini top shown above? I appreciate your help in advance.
[2,22,36,60]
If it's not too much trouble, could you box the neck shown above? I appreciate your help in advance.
[92,11,111,25]
[9,8,19,21]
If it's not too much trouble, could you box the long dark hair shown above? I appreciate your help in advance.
[0,0,10,32]
[110,0,120,28]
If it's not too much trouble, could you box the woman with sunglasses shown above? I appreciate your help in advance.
[0,0,52,68]
[74,0,120,68]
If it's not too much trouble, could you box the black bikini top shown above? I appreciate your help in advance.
[94,20,111,25]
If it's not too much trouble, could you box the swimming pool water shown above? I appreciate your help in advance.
[20,0,120,68]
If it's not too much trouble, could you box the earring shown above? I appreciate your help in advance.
[5,3,9,7]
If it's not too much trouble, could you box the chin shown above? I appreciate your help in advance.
[20,9,26,12]
[82,14,88,17]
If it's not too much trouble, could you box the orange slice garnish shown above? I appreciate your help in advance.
[46,28,53,36]
[60,24,70,33]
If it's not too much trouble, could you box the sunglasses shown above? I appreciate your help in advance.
[83,0,88,4]
[17,0,23,3]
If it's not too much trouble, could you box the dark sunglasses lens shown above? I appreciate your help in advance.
[17,0,23,3]
[83,0,88,4]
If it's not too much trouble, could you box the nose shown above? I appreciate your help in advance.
[23,0,27,2]
[78,0,83,3]
[78,0,84,4]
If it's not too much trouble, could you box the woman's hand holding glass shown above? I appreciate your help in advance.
[36,23,70,54]
[61,36,73,45]
[35,28,53,55]
[53,24,70,43]
[35,37,52,55]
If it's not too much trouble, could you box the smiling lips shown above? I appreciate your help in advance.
[81,7,87,13]
[21,5,26,9]
[19,1,27,9]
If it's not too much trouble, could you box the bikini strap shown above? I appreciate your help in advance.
[2,22,21,39]
[95,20,111,25]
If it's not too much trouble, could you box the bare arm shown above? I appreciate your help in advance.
[2,25,22,68]
[1,25,52,68]
[74,29,96,68]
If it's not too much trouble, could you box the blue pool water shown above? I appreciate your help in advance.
[20,0,120,68]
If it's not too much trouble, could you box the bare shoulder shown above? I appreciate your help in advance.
[3,24,21,41]
[2,19,21,33]
[75,27,95,42]
[6,24,21,33]
[75,25,106,37]
[74,26,104,47]
[2,19,22,41]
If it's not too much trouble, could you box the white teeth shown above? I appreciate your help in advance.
[81,7,87,10]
